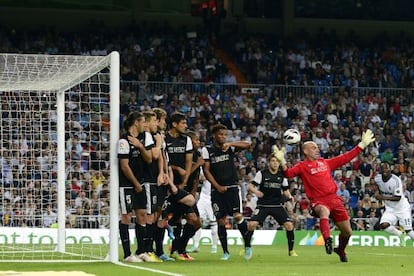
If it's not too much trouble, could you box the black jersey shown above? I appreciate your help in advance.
[251,169,289,206]
[142,132,160,183]
[202,145,238,188]
[165,132,193,185]
[117,131,154,187]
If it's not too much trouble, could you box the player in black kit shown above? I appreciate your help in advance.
[201,123,251,261]
[164,112,201,261]
[246,152,297,259]
[118,111,155,262]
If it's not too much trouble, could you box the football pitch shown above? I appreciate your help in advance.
[0,245,412,276]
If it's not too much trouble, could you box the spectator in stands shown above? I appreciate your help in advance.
[42,204,57,228]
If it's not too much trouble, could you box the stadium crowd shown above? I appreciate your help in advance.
[0,23,414,232]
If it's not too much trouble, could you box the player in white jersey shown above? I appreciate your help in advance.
[373,161,414,246]
[188,174,219,253]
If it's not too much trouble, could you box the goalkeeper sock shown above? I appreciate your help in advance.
[338,234,350,252]
[320,218,331,240]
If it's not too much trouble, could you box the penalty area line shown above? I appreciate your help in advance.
[116,262,185,276]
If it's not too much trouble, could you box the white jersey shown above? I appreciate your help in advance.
[374,173,410,211]
[199,179,212,203]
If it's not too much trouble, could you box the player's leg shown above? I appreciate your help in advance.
[212,191,230,260]
[189,201,206,252]
[119,187,140,262]
[133,191,153,262]
[331,197,351,262]
[273,207,297,257]
[144,183,163,262]
[332,219,351,262]
[154,186,175,261]
[312,203,333,254]
[378,211,402,238]
[232,189,253,260]
[207,204,219,253]
[177,210,201,259]
[397,209,413,246]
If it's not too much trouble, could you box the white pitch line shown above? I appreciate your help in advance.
[116,262,185,276]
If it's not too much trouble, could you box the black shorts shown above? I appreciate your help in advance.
[119,187,134,214]
[156,185,169,209]
[163,188,196,220]
[119,186,148,213]
[211,187,241,219]
[143,182,158,214]
[133,187,148,211]
[250,205,292,225]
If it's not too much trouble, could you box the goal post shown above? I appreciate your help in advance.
[0,52,120,263]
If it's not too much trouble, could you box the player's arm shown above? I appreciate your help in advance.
[119,158,142,193]
[180,151,193,188]
[128,134,153,163]
[282,179,294,202]
[223,141,251,152]
[374,177,402,202]
[202,160,225,193]
[248,171,263,198]
[151,132,163,160]
[190,154,205,175]
[156,150,165,185]
[248,182,263,198]
[201,146,226,193]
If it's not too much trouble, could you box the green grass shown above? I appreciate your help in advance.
[1,245,413,276]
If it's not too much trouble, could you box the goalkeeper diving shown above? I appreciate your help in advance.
[273,129,375,263]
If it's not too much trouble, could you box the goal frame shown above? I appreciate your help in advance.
[0,51,120,263]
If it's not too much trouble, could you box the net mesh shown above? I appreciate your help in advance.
[0,53,113,262]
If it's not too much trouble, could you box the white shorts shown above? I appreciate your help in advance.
[380,207,413,231]
[197,199,216,223]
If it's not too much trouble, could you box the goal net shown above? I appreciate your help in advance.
[0,52,120,263]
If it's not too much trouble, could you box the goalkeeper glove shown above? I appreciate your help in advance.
[358,129,375,149]
[273,145,287,166]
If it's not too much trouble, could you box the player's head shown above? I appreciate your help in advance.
[302,141,320,160]
[169,112,187,134]
[268,153,280,172]
[143,110,157,133]
[380,161,392,176]
[152,107,167,131]
[123,111,144,132]
[211,124,227,145]
[187,130,200,149]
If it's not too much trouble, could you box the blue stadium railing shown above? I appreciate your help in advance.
[120,81,413,102]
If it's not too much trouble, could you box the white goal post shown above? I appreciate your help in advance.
[0,52,120,263]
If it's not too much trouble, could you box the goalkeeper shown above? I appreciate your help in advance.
[273,129,375,263]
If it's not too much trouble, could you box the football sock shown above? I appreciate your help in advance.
[154,225,166,256]
[218,224,229,254]
[210,221,219,247]
[286,230,295,251]
[146,223,155,253]
[192,228,201,249]
[178,223,197,253]
[320,218,331,240]
[407,230,414,240]
[119,221,131,258]
[135,224,147,255]
[384,225,403,236]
